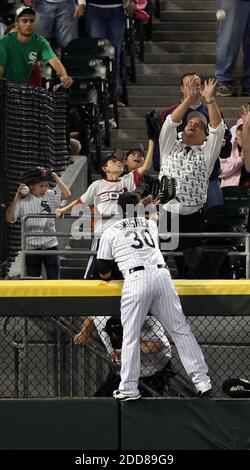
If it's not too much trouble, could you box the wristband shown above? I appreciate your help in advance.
[205,98,215,104]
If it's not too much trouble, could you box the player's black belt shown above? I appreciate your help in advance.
[128,264,166,274]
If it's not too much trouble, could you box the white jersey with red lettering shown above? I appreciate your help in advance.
[97,216,211,397]
[78,170,141,236]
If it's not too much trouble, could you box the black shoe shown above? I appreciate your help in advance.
[222,378,250,397]
[197,388,212,398]
[242,87,250,97]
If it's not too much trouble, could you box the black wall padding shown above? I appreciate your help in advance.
[121,398,250,450]
[0,398,118,450]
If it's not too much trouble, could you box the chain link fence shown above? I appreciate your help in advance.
[0,314,249,399]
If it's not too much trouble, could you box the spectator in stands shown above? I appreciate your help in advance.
[154,72,232,210]
[220,117,250,187]
[215,0,250,97]
[124,142,155,197]
[0,6,73,87]
[3,21,42,87]
[74,315,173,397]
[6,167,71,279]
[242,107,250,232]
[113,147,124,161]
[159,78,225,278]
[0,17,7,36]
[70,137,82,156]
[124,143,145,172]
[83,0,126,105]
[23,0,84,49]
[55,140,154,235]
[242,106,250,173]
[230,104,249,140]
[55,140,154,278]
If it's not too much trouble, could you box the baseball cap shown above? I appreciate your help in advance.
[186,111,208,128]
[236,117,243,129]
[15,6,36,19]
[99,153,121,176]
[100,153,120,168]
[113,148,124,161]
[21,167,52,185]
[125,142,145,159]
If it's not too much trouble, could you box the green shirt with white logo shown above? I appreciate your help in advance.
[0,32,56,84]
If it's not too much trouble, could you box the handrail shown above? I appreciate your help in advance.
[20,214,250,279]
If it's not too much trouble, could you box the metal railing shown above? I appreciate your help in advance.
[20,213,250,279]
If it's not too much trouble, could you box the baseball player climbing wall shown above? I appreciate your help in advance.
[97,215,212,400]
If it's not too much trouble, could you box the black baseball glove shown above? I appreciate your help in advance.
[118,191,141,208]
[145,109,163,141]
[222,377,250,398]
[151,178,161,200]
[153,175,177,204]
[105,317,123,350]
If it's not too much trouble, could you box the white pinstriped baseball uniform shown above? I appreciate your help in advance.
[12,188,64,249]
[97,217,211,396]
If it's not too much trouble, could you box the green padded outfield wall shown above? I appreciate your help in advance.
[0,399,118,450]
[0,279,250,316]
[0,398,250,449]
[121,398,250,450]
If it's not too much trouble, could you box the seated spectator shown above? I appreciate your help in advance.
[0,6,73,88]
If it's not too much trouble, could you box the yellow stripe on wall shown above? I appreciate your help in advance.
[0,279,250,298]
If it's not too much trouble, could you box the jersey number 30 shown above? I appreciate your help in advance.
[125,229,155,249]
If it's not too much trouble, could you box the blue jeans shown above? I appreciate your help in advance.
[35,0,78,49]
[85,6,126,94]
[215,0,250,87]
